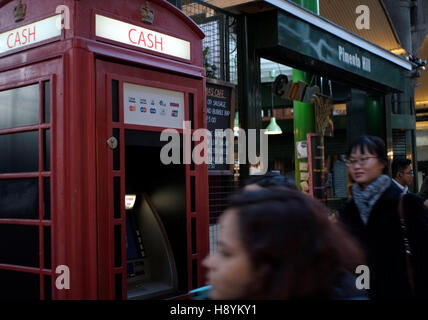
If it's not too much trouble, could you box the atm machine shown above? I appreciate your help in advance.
[123,131,187,299]
[125,193,178,299]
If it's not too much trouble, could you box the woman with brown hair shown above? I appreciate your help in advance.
[202,188,366,300]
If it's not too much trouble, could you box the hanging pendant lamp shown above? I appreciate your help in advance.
[265,83,283,135]
[264,116,283,135]
[234,111,240,131]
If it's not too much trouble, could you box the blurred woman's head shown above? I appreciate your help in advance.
[346,135,388,188]
[244,171,298,191]
[203,188,364,300]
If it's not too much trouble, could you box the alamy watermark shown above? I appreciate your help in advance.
[55,265,70,290]
[55,5,71,31]
[355,265,370,290]
[160,121,269,175]
[52,264,369,292]
[355,5,370,30]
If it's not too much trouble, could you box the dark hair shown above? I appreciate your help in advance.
[346,135,388,174]
[391,157,412,178]
[227,188,365,299]
[244,171,298,190]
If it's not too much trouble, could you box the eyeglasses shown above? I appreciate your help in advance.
[402,170,414,175]
[345,156,378,167]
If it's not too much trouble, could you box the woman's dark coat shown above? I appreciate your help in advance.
[339,183,428,298]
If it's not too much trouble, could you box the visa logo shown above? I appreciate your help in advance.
[150,108,157,114]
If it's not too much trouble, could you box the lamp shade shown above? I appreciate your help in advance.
[234,111,239,130]
[264,117,282,135]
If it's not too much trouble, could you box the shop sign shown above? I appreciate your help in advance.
[206,81,234,173]
[0,14,61,55]
[95,14,190,60]
[124,82,184,129]
[255,10,411,91]
[338,45,371,73]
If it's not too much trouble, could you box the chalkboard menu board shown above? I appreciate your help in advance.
[206,80,234,174]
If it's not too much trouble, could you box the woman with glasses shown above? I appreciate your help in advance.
[339,135,428,298]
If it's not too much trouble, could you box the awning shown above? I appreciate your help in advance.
[251,0,412,92]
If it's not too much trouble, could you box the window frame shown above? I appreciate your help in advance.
[0,76,53,300]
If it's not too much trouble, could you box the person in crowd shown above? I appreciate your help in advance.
[203,188,367,300]
[243,170,298,191]
[391,157,414,194]
[418,174,428,208]
[339,135,428,299]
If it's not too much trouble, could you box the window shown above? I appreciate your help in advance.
[0,131,39,173]
[0,84,39,130]
[0,81,52,299]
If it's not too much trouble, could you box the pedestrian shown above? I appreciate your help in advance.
[202,188,367,300]
[339,135,428,298]
[243,170,298,191]
[391,157,414,194]
[418,174,428,208]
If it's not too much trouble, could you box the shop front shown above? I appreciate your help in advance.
[237,0,414,205]
[0,0,208,299]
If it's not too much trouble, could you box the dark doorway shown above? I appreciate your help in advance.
[125,130,187,299]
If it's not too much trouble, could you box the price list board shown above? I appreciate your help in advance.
[206,80,234,174]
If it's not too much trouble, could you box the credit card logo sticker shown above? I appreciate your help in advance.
[123,82,184,129]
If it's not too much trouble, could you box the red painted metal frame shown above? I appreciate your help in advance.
[0,60,59,300]
[0,0,207,300]
[96,60,208,299]
[307,133,324,198]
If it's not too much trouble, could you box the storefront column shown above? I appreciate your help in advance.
[238,14,262,180]
[291,0,318,191]
[366,96,385,139]
[293,70,315,191]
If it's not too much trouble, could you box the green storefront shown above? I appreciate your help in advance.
[236,0,415,208]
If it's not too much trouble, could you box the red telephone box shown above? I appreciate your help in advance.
[0,0,208,300]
